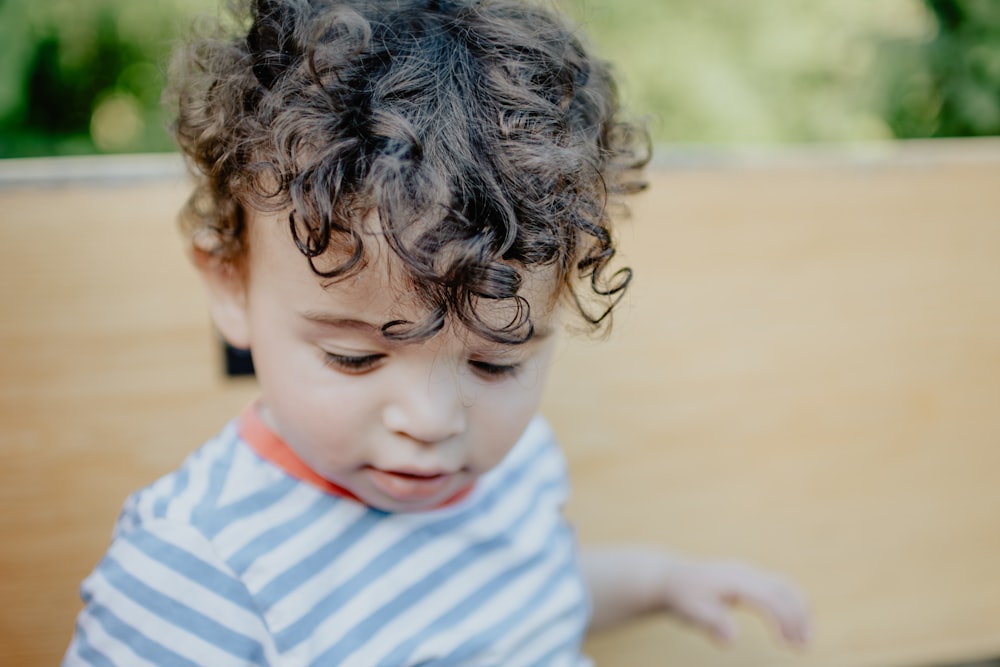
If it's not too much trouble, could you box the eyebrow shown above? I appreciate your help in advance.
[300,310,554,344]
[300,311,382,333]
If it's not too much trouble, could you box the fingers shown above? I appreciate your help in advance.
[656,555,812,648]
[718,562,812,646]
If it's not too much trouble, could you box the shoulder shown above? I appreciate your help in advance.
[70,416,287,663]
[116,419,294,536]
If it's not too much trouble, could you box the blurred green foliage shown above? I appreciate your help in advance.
[0,0,201,157]
[0,0,997,157]
[562,0,933,143]
[877,0,1000,137]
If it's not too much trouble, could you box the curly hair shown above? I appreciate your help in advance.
[166,0,648,343]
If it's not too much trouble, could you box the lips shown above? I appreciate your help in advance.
[365,467,457,504]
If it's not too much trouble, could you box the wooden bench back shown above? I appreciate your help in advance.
[2,143,999,666]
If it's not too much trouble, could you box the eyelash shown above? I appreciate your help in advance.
[469,360,521,379]
[321,352,521,379]
[322,353,384,374]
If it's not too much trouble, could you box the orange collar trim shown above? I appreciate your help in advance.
[238,403,363,502]
[237,402,474,509]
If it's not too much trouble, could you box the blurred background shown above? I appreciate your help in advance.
[1,0,999,157]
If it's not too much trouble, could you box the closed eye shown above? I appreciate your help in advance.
[468,360,520,379]
[322,352,385,374]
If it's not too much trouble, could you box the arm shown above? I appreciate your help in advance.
[580,545,810,645]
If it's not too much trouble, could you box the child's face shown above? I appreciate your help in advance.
[203,208,559,513]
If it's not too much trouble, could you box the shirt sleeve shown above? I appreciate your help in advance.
[63,519,275,667]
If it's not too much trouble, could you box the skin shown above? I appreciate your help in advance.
[194,205,811,643]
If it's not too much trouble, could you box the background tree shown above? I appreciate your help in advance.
[0,0,996,158]
[878,0,1000,138]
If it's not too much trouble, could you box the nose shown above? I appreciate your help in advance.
[382,364,467,444]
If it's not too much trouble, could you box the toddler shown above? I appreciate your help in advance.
[64,0,810,664]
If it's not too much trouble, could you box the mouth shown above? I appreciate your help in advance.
[364,466,458,504]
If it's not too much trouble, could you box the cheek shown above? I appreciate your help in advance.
[251,339,379,443]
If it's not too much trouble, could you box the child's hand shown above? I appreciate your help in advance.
[653,556,811,646]
[581,547,810,646]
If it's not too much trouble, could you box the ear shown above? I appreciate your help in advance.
[191,248,252,350]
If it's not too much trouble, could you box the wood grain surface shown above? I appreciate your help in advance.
[2,142,998,666]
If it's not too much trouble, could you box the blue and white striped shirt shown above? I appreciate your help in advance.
[64,414,592,666]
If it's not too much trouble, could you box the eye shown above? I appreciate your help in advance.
[322,352,385,374]
[468,360,521,379]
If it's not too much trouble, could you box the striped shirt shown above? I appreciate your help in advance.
[64,412,592,666]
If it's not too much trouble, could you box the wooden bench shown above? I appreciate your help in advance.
[2,141,999,666]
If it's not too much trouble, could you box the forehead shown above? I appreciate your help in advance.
[244,207,562,338]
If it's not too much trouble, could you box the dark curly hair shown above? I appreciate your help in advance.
[167,0,648,343]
